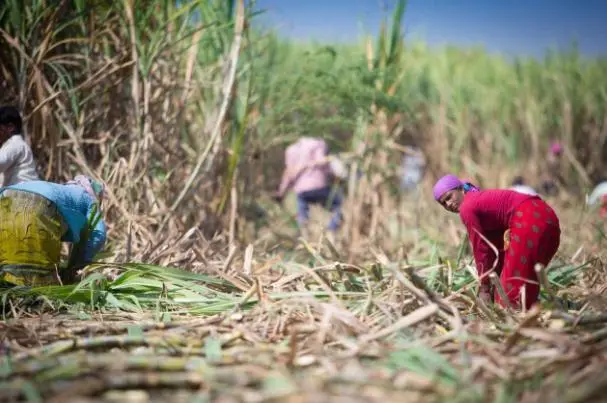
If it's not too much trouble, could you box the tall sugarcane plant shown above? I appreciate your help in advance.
[0,0,265,247]
[345,0,409,252]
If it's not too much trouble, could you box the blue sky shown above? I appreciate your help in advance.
[254,0,607,57]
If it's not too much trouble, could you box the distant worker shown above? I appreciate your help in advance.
[0,175,107,286]
[400,146,426,192]
[273,137,346,237]
[509,176,538,196]
[540,141,563,196]
[587,179,607,218]
[433,174,561,310]
[0,106,40,186]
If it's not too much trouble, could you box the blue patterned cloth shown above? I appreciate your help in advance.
[0,180,107,266]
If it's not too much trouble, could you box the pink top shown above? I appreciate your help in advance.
[278,137,331,195]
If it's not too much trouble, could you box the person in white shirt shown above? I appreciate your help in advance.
[509,176,539,196]
[587,179,607,217]
[0,106,40,186]
[400,146,426,192]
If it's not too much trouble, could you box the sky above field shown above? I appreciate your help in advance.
[254,0,607,57]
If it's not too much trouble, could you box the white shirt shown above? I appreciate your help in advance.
[400,151,425,190]
[509,185,538,196]
[588,182,607,205]
[0,134,40,186]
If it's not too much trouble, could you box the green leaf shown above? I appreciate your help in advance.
[127,325,144,338]
[204,337,222,363]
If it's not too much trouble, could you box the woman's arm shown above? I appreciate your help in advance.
[82,212,107,263]
[70,200,107,268]
[460,207,498,287]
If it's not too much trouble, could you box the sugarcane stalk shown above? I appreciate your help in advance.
[105,371,206,389]
[10,335,202,363]
[9,354,201,380]
[535,263,555,303]
[393,266,461,329]
[464,288,497,321]
[489,273,514,311]
[40,372,206,396]
[549,311,607,326]
[8,345,276,381]
[54,315,225,337]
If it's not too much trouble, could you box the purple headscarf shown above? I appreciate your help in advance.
[433,174,479,201]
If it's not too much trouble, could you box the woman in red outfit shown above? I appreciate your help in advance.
[432,174,561,309]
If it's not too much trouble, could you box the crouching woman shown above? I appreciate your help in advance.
[0,175,107,286]
[432,174,561,310]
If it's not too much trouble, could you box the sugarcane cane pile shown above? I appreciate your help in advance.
[0,248,606,403]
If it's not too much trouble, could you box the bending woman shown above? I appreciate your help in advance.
[0,175,107,286]
[433,174,561,309]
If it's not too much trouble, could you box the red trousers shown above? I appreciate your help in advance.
[496,198,561,309]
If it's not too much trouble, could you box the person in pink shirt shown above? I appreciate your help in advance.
[273,137,343,233]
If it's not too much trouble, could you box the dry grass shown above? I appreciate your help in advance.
[1,193,607,402]
[3,304,607,403]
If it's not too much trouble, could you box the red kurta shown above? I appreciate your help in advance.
[459,189,561,309]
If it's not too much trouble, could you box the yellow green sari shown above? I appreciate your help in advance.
[0,189,68,286]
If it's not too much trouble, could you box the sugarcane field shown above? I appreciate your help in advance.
[1,1,607,402]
